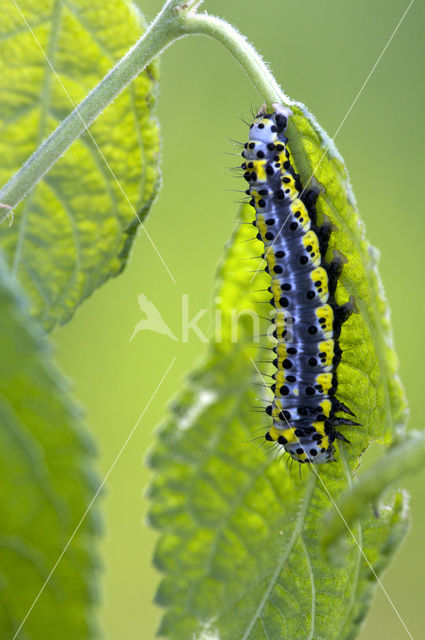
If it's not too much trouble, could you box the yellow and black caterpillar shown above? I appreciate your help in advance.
[242,104,359,463]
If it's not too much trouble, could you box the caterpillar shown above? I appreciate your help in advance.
[242,103,360,464]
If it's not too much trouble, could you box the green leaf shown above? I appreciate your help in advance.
[0,254,100,638]
[148,105,409,639]
[0,0,160,330]
[322,430,425,557]
[287,105,407,441]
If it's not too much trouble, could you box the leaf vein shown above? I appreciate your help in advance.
[240,474,316,640]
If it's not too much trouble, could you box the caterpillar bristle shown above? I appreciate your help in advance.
[236,237,259,244]
[249,369,275,378]
[239,116,252,127]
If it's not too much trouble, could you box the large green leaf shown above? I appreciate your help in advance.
[148,105,409,639]
[0,0,160,330]
[0,254,99,638]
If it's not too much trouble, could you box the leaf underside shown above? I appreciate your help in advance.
[0,0,160,330]
[148,107,409,639]
[0,255,100,638]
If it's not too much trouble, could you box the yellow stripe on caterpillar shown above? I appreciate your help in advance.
[256,214,268,239]
[251,159,267,182]
[319,399,332,418]
[315,304,334,336]
[319,339,335,368]
[315,373,333,394]
[302,231,321,266]
[310,267,329,302]
[290,200,311,230]
[269,425,298,443]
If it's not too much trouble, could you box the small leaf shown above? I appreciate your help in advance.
[0,254,100,638]
[322,430,425,557]
[148,103,409,639]
[0,0,160,330]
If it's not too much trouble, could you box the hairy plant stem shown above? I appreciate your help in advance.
[0,1,286,218]
[180,14,286,107]
[322,430,425,554]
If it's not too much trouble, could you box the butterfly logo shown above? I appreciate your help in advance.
[129,294,178,343]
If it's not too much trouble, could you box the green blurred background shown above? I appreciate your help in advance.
[54,0,424,637]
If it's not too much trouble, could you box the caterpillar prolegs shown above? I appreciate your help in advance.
[242,104,360,464]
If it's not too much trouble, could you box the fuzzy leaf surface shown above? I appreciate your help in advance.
[0,257,99,638]
[0,0,160,329]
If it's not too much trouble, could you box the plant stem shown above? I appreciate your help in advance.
[0,1,185,213]
[0,2,287,215]
[322,430,425,554]
[181,14,287,107]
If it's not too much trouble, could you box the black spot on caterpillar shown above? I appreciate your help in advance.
[242,104,360,464]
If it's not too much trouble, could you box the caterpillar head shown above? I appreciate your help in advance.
[248,116,278,144]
